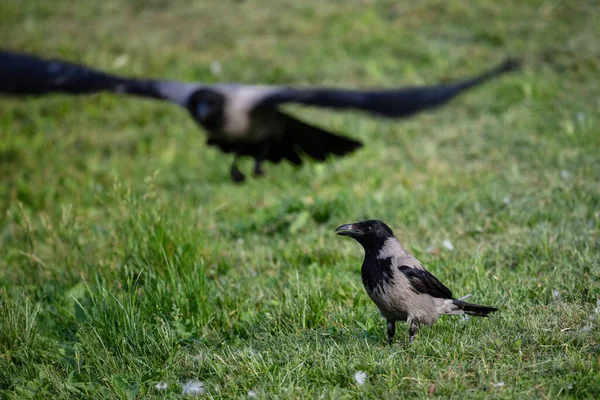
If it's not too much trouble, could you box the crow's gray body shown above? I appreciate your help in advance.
[367,237,472,326]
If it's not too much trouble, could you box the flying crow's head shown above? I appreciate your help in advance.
[187,89,225,130]
[335,219,395,250]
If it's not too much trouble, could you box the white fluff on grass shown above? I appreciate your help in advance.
[182,380,205,396]
[552,289,562,301]
[354,371,367,386]
[442,239,454,251]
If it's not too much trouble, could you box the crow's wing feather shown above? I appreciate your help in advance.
[256,59,520,118]
[0,50,133,96]
[152,81,205,105]
[0,50,203,103]
[398,265,453,299]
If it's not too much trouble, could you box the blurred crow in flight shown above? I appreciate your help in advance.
[0,50,520,182]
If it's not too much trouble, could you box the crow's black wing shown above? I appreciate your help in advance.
[0,50,182,100]
[256,59,520,118]
[398,265,453,299]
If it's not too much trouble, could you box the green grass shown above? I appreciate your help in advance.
[1,0,599,398]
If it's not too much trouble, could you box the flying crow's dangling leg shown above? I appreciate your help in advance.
[253,141,272,177]
[408,317,420,345]
[387,320,396,345]
[230,154,245,183]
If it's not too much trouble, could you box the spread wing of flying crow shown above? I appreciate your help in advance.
[0,50,520,182]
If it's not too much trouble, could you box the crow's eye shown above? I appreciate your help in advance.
[364,226,373,234]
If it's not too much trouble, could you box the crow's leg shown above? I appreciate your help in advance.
[253,141,271,177]
[408,318,420,345]
[230,154,245,183]
[387,320,396,345]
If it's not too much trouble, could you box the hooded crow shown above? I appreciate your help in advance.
[1,50,520,182]
[335,219,498,344]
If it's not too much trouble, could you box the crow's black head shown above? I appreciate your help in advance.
[187,89,226,130]
[335,219,395,249]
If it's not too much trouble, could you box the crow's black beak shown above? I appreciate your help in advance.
[335,223,362,237]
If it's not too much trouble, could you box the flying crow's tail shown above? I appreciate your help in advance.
[0,50,162,99]
[452,300,498,317]
[274,112,363,165]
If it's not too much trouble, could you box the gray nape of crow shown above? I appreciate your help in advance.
[335,220,497,344]
[1,50,520,182]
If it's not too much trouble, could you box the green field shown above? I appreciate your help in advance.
[1,0,599,398]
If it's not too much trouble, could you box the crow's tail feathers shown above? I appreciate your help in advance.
[453,300,498,317]
[271,112,362,165]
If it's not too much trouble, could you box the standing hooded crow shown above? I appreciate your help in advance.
[336,219,498,344]
[1,50,520,182]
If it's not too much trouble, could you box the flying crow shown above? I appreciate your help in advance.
[1,50,520,182]
[335,219,498,344]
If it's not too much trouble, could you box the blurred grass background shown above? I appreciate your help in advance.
[1,0,599,398]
